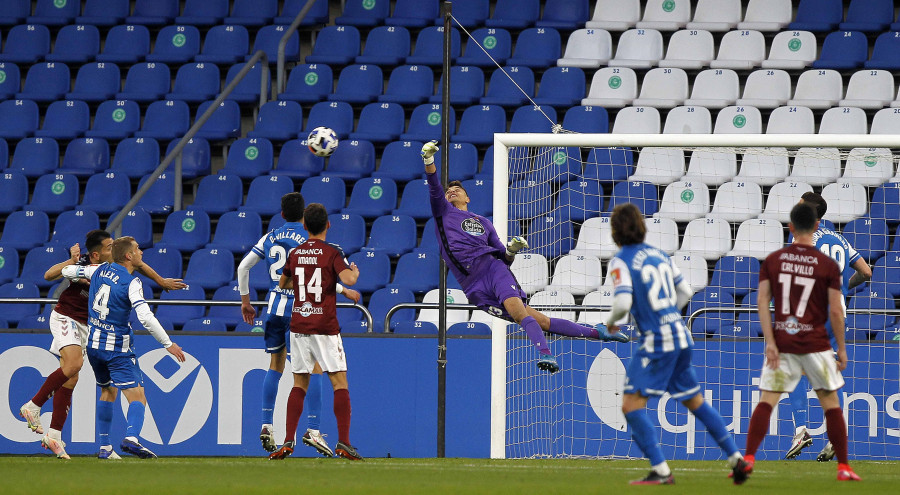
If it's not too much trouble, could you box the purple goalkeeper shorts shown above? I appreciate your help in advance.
[462,255,527,322]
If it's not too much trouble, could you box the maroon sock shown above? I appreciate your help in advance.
[284,387,306,444]
[31,368,69,407]
[745,402,773,456]
[334,388,351,445]
[824,407,849,464]
[50,386,73,431]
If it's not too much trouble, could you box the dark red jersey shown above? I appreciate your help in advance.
[54,258,95,323]
[759,243,841,354]
[284,239,349,335]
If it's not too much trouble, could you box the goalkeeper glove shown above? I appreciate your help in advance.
[506,236,528,257]
[421,140,439,165]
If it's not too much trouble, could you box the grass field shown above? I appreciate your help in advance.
[2,457,897,494]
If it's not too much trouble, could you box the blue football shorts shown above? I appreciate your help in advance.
[87,348,144,390]
[263,313,291,353]
[624,346,701,400]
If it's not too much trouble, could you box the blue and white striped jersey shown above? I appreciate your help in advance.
[82,262,143,353]
[812,227,859,297]
[609,243,693,354]
[250,222,308,317]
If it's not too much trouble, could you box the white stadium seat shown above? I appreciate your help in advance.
[736,147,790,186]
[643,217,679,254]
[841,148,895,187]
[659,29,715,69]
[818,107,868,134]
[706,181,764,222]
[683,149,737,186]
[628,147,685,184]
[761,30,817,70]
[735,69,792,109]
[759,181,813,223]
[632,67,688,109]
[548,254,603,296]
[766,105,814,134]
[419,288,469,326]
[586,0,640,31]
[787,69,844,110]
[510,252,549,295]
[528,289,576,321]
[683,69,739,109]
[821,182,868,224]
[608,28,664,69]
[636,0,690,31]
[578,289,620,326]
[714,105,762,134]
[663,106,712,134]
[787,147,842,186]
[709,30,766,70]
[671,251,709,293]
[728,218,784,259]
[680,217,733,260]
[870,108,900,134]
[655,180,711,222]
[611,106,660,134]
[570,216,616,259]
[582,67,637,108]
[557,28,613,69]
[687,0,741,32]
[738,0,792,31]
[841,70,894,110]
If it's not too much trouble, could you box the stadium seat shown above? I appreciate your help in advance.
[223,63,270,104]
[786,70,844,110]
[183,249,234,291]
[17,245,68,289]
[636,0,690,30]
[582,146,632,184]
[0,209,49,251]
[430,65,483,106]
[127,0,178,25]
[163,137,210,180]
[569,216,615,259]
[77,0,129,26]
[846,286,896,338]
[9,137,58,178]
[0,62,20,99]
[526,211,575,259]
[709,30,766,70]
[436,139,481,179]
[0,0,29,26]
[304,101,354,138]
[611,106,660,134]
[66,62,120,102]
[419,288,470,326]
[736,148,790,186]
[189,174,242,216]
[408,26,461,66]
[342,177,398,219]
[728,218,783,259]
[85,100,140,140]
[457,27,512,67]
[356,26,410,66]
[279,64,333,104]
[871,108,900,134]
[241,175,294,217]
[156,209,210,252]
[509,178,552,222]
[208,211,261,254]
[507,27,561,68]
[0,243,19,285]
[547,254,603,296]
[195,25,249,64]
[632,67,688,109]
[348,250,391,293]
[379,64,433,106]
[707,181,764,223]
[80,172,130,215]
[225,0,277,26]
[58,138,109,177]
[110,137,159,179]
[0,172,27,214]
[15,62,70,103]
[813,31,868,70]
[789,0,842,32]
[401,104,455,142]
[872,253,900,297]
[557,28,612,69]
[35,100,90,140]
[418,217,439,254]
[532,67,586,108]
[111,207,153,248]
[483,0,537,28]
[606,180,658,217]
[669,251,708,293]
[714,106,762,134]
[321,139,376,180]
[0,24,50,63]
[680,217,732,260]
[452,105,505,145]
[608,28,664,68]
[166,63,220,103]
[710,256,760,298]
[759,181,814,223]
[655,181,710,222]
[839,70,893,110]
[586,0,640,31]
[686,288,736,336]
[50,209,99,248]
[735,69,791,109]
[843,218,889,263]
[766,105,815,134]
[176,0,227,26]
[865,31,900,70]
[577,287,618,326]
[509,252,549,295]
[460,178,493,217]
[819,106,868,134]
[480,66,534,108]
[248,101,303,142]
[391,320,436,335]
[687,0,741,31]
[193,100,241,142]
[821,182,868,224]
[96,24,150,64]
[663,106,713,134]
[328,64,383,105]
[183,318,228,333]
[300,176,346,214]
[787,147,841,186]
[762,30,817,69]
[537,0,590,29]
[386,0,437,28]
[220,138,273,179]
[273,139,324,179]
[135,173,176,215]
[393,180,431,220]
[365,214,417,258]
[555,178,601,223]
[510,105,557,134]
[628,147,684,185]
[659,29,715,69]
[391,251,439,294]
[29,174,79,214]
[154,285,206,327]
[205,283,244,329]
[0,282,40,326]
[737,0,791,31]
[133,245,181,289]
[350,102,406,144]
[46,24,100,63]
[146,25,200,64]
[327,213,366,255]
[528,289,577,321]
[336,0,390,26]
[841,148,894,186]
[135,100,190,141]
[871,183,900,226]
[562,106,609,134]
[305,25,360,66]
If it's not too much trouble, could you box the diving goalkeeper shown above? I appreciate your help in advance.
[421,141,626,373]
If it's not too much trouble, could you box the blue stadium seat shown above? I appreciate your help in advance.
[556,179,603,223]
[17,244,67,289]
[366,214,417,258]
[58,138,109,177]
[870,183,900,225]
[418,217,439,253]
[789,0,842,32]
[126,0,179,26]
[486,0,539,29]
[534,67,586,108]
[15,62,70,102]
[584,147,634,183]
[0,282,40,326]
[392,251,439,293]
[96,24,150,64]
[225,0,277,26]
[116,63,170,102]
[135,173,176,215]
[342,177,398,218]
[224,63,270,104]
[407,26,461,66]
[136,246,181,290]
[480,66,534,107]
[841,0,893,32]
[248,101,302,142]
[0,99,38,139]
[85,100,140,140]
[241,175,294,217]
[387,0,438,27]
[111,137,159,179]
[0,138,6,169]
[379,64,434,105]
[393,179,430,220]
[865,31,900,70]
[183,318,228,332]
[164,137,210,179]
[155,285,206,327]
[300,176,346,213]
[457,27,512,66]
[350,102,405,144]
[322,140,377,180]
[526,210,575,259]
[193,100,241,142]
[0,172,27,214]
[190,174,242,216]
[156,209,211,252]
[50,209,100,248]
[537,146,581,185]
[0,209,49,251]
[461,178,493,217]
[605,180,658,216]
[77,0,129,26]
[249,25,299,63]
[276,0,330,25]
[220,138,273,179]
[305,25,360,66]
[356,26,411,66]
[336,0,390,26]
[0,244,19,285]
[327,213,366,255]
[9,137,59,178]
[449,321,493,336]
[208,211,261,254]
[846,284,896,339]
[508,27,561,68]
[328,64,383,105]
[0,62,20,99]
[205,284,243,328]
[562,106,609,134]
[452,104,506,145]
[29,174,79,214]
[80,172,130,215]
[536,0,591,30]
[812,31,868,70]
[337,291,369,333]
[394,321,438,334]
[368,287,415,332]
[273,139,324,179]
[66,62,120,102]
[195,25,249,64]
[510,105,557,133]
[347,250,391,293]
[305,101,355,139]
[166,63,220,103]
[842,217,889,263]
[184,249,234,291]
[372,140,424,183]
[0,0,29,26]
[0,24,50,63]
[135,100,190,141]
[35,100,90,140]
[731,291,763,338]
[46,24,100,63]
[235,318,265,333]
[872,253,900,297]
[279,64,333,103]
[439,0,488,27]
[401,104,455,142]
[110,207,153,248]
[509,179,552,222]
[710,256,760,298]
[433,142,479,182]
[687,288,736,336]
[176,0,227,26]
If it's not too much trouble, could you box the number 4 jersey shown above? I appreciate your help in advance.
[284,239,349,335]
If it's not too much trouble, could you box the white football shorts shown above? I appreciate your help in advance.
[759,349,845,392]
[289,332,347,374]
[49,310,88,357]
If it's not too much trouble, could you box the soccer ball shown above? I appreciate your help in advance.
[307,126,339,157]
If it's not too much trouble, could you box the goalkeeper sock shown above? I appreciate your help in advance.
[520,316,551,356]
[97,399,113,447]
[745,402,773,457]
[548,318,600,339]
[306,373,322,431]
[261,368,282,427]
[624,410,666,467]
[692,401,740,457]
[788,376,809,431]
[824,407,848,464]
[285,386,306,444]
[125,401,145,439]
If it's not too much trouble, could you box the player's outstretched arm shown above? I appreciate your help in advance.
[421,140,439,174]
[136,263,186,292]
[847,257,872,290]
[44,243,81,281]
[60,263,99,281]
[339,262,360,286]
[756,280,779,369]
[504,236,528,262]
[341,286,362,304]
[828,287,847,371]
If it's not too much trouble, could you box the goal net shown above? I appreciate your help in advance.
[489,133,900,461]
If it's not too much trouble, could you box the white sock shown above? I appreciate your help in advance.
[728,452,743,468]
[125,435,139,443]
[48,428,62,440]
[652,461,671,477]
[795,425,807,435]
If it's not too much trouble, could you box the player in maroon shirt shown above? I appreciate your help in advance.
[734,203,860,483]
[269,203,363,461]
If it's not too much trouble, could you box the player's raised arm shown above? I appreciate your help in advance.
[60,263,99,281]
[44,243,81,281]
[135,262,186,292]
[756,279,779,369]
[339,262,359,286]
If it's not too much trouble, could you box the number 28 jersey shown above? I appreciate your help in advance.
[284,239,349,335]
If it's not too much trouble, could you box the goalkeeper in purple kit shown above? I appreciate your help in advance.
[421,141,626,373]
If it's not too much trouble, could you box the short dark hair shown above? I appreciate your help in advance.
[448,180,466,194]
[303,203,329,235]
[800,191,827,219]
[85,229,111,254]
[610,203,646,246]
[112,236,137,263]
[790,202,818,234]
[281,192,305,222]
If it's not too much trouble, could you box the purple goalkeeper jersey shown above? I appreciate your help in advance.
[427,171,509,288]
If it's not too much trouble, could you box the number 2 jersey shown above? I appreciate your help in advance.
[609,243,693,354]
[249,222,308,318]
[283,238,349,335]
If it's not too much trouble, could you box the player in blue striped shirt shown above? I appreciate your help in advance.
[602,204,746,485]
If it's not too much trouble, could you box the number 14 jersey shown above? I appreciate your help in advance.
[284,239,349,335]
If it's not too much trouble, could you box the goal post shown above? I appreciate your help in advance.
[490,132,900,460]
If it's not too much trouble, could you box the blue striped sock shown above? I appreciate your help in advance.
[692,402,739,456]
[97,399,113,446]
[306,373,322,431]
[625,409,665,466]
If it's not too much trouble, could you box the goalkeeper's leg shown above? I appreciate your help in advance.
[502,297,558,372]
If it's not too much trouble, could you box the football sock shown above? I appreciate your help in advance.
[125,401,145,440]
[285,386,306,444]
[334,388,351,445]
[31,368,68,407]
[824,407,849,464]
[261,369,282,427]
[692,401,740,457]
[548,318,600,339]
[306,373,322,431]
[788,377,809,431]
[97,399,113,447]
[745,402,773,457]
[49,385,73,431]
[520,316,551,356]
[624,410,665,467]
[651,461,671,477]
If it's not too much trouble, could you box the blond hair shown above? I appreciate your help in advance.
[112,236,137,263]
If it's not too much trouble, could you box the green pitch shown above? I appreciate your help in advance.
[1,457,897,494]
